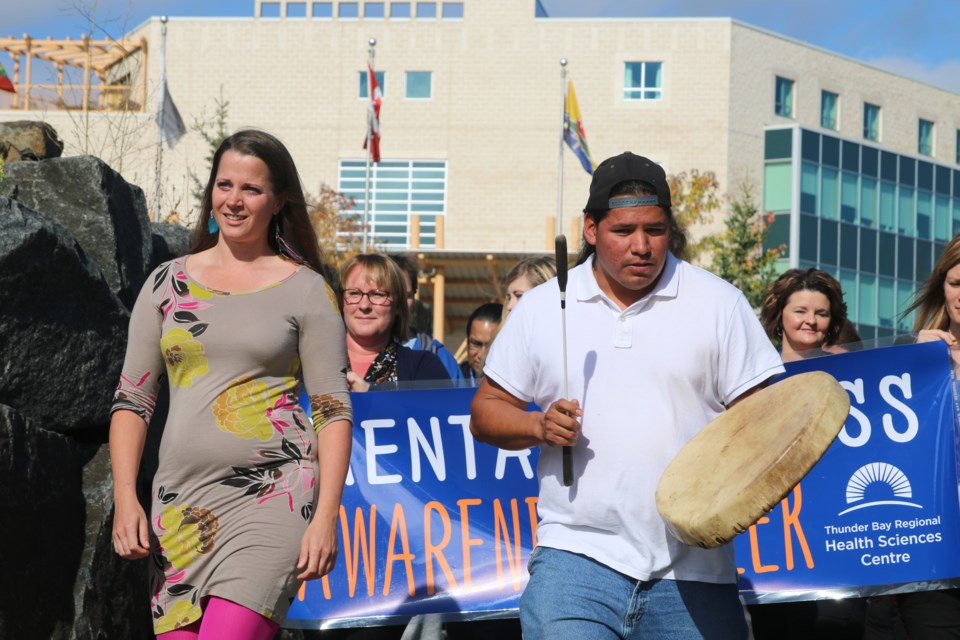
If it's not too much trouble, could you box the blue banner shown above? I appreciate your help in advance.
[286,342,960,628]
[736,340,960,602]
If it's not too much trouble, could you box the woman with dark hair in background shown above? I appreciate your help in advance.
[760,268,849,362]
[110,129,353,638]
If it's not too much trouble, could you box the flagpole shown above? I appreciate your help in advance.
[153,16,168,220]
[362,37,377,253]
[557,58,567,234]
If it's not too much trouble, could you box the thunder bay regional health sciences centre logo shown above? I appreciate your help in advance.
[839,462,923,516]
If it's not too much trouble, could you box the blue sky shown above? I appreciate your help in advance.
[3,0,959,92]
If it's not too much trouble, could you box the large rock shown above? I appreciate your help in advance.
[0,156,152,308]
[0,120,64,162]
[0,197,130,433]
[0,405,96,639]
[150,221,192,269]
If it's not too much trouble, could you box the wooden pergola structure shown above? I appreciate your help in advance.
[0,35,148,112]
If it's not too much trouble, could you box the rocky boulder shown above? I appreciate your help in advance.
[0,156,152,308]
[0,197,129,433]
[150,221,192,268]
[0,120,64,162]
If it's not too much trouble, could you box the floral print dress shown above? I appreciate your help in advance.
[112,257,352,634]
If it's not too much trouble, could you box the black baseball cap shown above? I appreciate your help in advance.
[584,152,671,213]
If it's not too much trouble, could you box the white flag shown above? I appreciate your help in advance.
[156,80,186,148]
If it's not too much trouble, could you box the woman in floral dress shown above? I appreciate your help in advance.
[110,129,353,639]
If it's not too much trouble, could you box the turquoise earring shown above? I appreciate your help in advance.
[208,215,219,234]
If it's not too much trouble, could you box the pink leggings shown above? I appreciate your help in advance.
[157,596,279,640]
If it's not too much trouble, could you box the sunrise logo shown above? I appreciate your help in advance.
[838,462,923,516]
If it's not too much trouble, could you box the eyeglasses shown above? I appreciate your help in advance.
[343,289,392,306]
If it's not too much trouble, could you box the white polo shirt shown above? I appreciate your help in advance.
[484,253,784,583]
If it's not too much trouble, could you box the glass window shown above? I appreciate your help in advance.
[442,2,463,18]
[859,274,877,327]
[840,270,857,322]
[919,119,934,156]
[936,165,951,196]
[957,130,960,165]
[860,227,877,273]
[878,277,895,327]
[842,140,859,173]
[821,167,839,220]
[864,103,880,142]
[898,185,915,235]
[763,162,792,212]
[338,159,447,248]
[801,161,818,214]
[365,2,385,18]
[391,2,411,18]
[841,172,858,223]
[286,2,307,16]
[840,223,857,270]
[917,190,932,240]
[879,182,896,231]
[821,91,838,130]
[624,62,662,101]
[765,213,790,257]
[917,239,933,282]
[955,196,960,235]
[405,71,432,99]
[878,232,896,277]
[312,2,333,17]
[775,76,794,118]
[339,2,359,17]
[935,195,951,241]
[358,70,386,98]
[800,214,818,263]
[896,280,914,332]
[820,218,838,266]
[862,146,878,177]
[765,129,792,160]
[897,236,914,281]
[860,176,877,228]
[881,151,897,182]
[416,2,437,18]
[822,135,840,168]
[918,161,933,191]
[900,156,915,187]
[802,129,820,163]
[260,2,281,17]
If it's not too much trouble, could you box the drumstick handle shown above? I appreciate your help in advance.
[555,235,574,487]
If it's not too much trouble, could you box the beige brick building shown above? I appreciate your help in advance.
[3,0,959,338]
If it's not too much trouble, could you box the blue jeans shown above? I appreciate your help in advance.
[520,546,747,640]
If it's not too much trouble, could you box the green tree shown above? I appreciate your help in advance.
[667,169,721,263]
[703,180,783,310]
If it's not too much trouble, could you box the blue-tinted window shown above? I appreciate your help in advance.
[365,2,385,18]
[935,195,951,241]
[899,156,915,187]
[802,130,820,163]
[800,214,818,263]
[339,2,359,17]
[821,167,839,220]
[859,274,877,327]
[820,219,838,266]
[286,2,307,16]
[765,129,792,160]
[898,186,915,235]
[917,191,932,240]
[822,135,840,167]
[918,161,933,191]
[442,2,463,18]
[624,62,662,100]
[936,165,950,196]
[897,280,915,331]
[821,91,838,130]
[917,239,933,282]
[840,270,858,321]
[881,151,897,182]
[260,2,281,16]
[840,223,858,270]
[765,213,790,257]
[919,119,934,156]
[879,182,896,231]
[862,146,878,177]
[405,71,432,99]
[775,76,794,118]
[878,232,896,277]
[842,141,859,173]
[312,2,333,17]
[391,2,411,17]
[878,277,895,328]
[864,103,880,141]
[359,70,385,98]
[897,236,914,280]
[957,130,960,165]
[416,2,436,18]
[861,176,877,228]
[841,171,858,223]
[801,162,818,214]
[860,228,877,273]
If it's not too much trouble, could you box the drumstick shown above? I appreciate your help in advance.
[555,235,574,487]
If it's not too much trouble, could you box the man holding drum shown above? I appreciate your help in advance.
[470,152,784,639]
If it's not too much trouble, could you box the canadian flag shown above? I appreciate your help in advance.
[364,63,382,163]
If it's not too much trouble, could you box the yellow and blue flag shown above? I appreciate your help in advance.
[563,80,594,175]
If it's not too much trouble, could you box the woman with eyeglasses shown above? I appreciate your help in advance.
[339,253,450,392]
